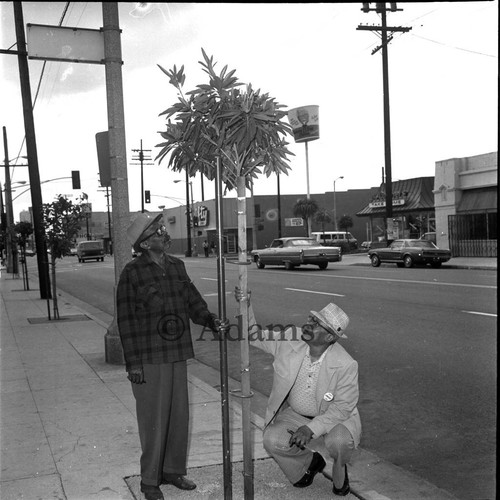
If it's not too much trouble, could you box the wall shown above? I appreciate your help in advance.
[433,152,497,250]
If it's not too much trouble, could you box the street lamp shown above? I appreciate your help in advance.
[333,176,344,231]
[174,176,195,257]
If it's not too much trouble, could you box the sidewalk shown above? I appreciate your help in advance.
[3,256,491,499]
[338,252,498,270]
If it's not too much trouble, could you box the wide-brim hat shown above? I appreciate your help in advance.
[310,303,349,339]
[127,213,163,252]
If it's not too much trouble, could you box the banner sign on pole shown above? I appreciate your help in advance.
[27,24,105,64]
[288,105,320,143]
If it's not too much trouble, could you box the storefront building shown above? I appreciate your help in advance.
[159,188,375,254]
[356,177,436,243]
[434,151,497,257]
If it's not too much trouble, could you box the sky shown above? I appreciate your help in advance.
[1,1,498,218]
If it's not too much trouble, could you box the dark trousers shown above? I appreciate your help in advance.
[132,362,189,486]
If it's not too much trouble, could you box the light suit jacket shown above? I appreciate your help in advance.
[251,326,362,447]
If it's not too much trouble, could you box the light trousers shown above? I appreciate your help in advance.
[263,406,355,487]
[131,362,189,486]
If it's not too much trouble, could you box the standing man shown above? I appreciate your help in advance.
[117,213,219,500]
[203,240,209,257]
[235,289,361,496]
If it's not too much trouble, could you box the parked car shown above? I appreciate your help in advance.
[419,232,437,245]
[368,239,451,268]
[250,237,342,270]
[76,240,105,263]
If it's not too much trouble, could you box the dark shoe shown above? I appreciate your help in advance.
[163,475,197,490]
[293,452,326,488]
[332,465,350,496]
[140,482,164,500]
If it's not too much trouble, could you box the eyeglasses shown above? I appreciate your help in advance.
[308,316,320,326]
[153,225,168,237]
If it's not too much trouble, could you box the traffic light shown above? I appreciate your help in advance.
[71,170,81,189]
[145,190,151,203]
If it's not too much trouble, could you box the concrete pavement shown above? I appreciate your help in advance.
[1,255,494,499]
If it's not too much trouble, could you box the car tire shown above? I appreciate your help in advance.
[255,256,265,269]
[371,254,381,267]
[431,262,442,268]
[284,261,294,270]
[403,255,414,268]
[318,262,328,270]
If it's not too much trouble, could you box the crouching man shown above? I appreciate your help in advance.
[235,288,361,496]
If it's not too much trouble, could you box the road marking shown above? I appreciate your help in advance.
[204,292,232,297]
[285,288,345,297]
[201,277,227,282]
[313,273,496,290]
[462,310,497,317]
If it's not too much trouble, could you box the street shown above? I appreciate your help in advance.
[30,255,497,500]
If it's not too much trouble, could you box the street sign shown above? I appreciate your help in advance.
[285,218,303,227]
[27,24,105,64]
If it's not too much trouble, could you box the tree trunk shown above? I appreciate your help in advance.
[237,175,254,498]
[51,256,59,319]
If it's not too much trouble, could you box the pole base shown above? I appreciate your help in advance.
[105,320,125,365]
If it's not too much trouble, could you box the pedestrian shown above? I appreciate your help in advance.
[203,240,209,257]
[210,241,216,256]
[234,288,361,496]
[117,213,220,500]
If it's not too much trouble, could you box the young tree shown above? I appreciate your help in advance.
[42,195,85,319]
[156,49,293,496]
[293,198,319,236]
[314,208,332,236]
[339,214,354,231]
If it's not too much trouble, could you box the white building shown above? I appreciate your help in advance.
[434,152,497,257]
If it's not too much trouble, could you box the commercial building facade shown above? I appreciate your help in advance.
[433,152,497,257]
[18,153,495,258]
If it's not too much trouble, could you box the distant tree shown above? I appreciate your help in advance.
[14,221,33,251]
[314,208,332,235]
[338,214,354,231]
[293,198,319,236]
[42,195,85,319]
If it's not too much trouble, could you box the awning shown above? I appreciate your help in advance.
[356,177,435,217]
[457,187,497,213]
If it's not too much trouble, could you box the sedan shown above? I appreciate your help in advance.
[368,239,451,268]
[250,237,342,270]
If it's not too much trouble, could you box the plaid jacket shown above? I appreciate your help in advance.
[116,252,214,371]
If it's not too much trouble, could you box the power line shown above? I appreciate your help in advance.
[11,2,71,181]
[410,33,497,58]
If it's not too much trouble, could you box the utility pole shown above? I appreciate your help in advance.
[13,4,51,299]
[357,2,411,239]
[3,127,17,275]
[131,140,152,213]
[102,2,131,364]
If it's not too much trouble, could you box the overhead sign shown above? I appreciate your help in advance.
[27,24,105,64]
[288,105,320,143]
